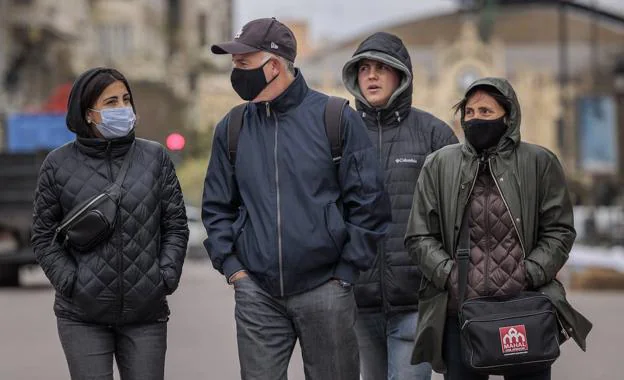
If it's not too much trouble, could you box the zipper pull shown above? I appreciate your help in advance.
[50,228,60,247]
[265,102,271,118]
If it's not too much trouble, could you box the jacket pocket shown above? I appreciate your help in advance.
[232,207,249,251]
[324,202,347,252]
[72,262,115,320]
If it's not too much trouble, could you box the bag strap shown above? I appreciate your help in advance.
[324,96,348,164]
[113,142,135,187]
[227,103,248,166]
[457,205,471,308]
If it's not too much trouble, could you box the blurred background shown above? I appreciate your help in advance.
[1,1,623,378]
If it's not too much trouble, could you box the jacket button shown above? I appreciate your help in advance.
[499,177,504,182]
[461,184,466,189]
[516,218,521,223]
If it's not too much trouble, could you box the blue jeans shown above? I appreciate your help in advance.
[355,311,432,380]
[443,317,551,380]
[233,277,359,380]
[57,318,167,380]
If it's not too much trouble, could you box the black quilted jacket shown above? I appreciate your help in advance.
[343,32,458,314]
[31,68,188,325]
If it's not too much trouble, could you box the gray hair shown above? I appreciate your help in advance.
[264,52,295,76]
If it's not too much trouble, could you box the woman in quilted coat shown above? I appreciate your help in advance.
[31,67,189,380]
[405,78,591,380]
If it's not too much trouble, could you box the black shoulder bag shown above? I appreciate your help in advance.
[52,143,135,252]
[457,207,561,376]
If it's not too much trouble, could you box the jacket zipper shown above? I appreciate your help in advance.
[376,112,388,314]
[55,194,107,231]
[484,163,491,295]
[488,157,526,258]
[456,159,480,301]
[107,142,124,322]
[268,102,285,297]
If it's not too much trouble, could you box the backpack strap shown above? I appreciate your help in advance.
[227,103,247,165]
[227,98,347,166]
[324,96,349,163]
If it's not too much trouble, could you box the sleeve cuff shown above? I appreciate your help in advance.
[222,255,244,281]
[433,258,453,290]
[334,261,360,284]
[525,259,546,289]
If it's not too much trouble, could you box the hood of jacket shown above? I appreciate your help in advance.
[460,77,522,157]
[342,32,413,128]
[66,67,136,138]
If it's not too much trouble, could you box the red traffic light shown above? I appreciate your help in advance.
[166,133,185,151]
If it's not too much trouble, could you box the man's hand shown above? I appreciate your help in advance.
[229,270,248,284]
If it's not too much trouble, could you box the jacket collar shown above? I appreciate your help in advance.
[359,105,408,130]
[252,69,308,115]
[76,131,136,158]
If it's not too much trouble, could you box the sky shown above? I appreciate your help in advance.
[234,0,624,43]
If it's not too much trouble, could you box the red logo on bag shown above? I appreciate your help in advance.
[499,325,529,355]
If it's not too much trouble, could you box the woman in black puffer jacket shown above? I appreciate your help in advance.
[31,67,188,380]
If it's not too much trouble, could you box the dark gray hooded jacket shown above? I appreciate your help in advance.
[342,32,458,314]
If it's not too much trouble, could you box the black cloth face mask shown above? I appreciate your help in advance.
[230,59,279,101]
[462,116,508,153]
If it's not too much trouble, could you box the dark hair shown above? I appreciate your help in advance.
[453,85,512,120]
[80,68,134,117]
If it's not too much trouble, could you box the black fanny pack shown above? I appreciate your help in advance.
[456,207,561,376]
[52,143,135,252]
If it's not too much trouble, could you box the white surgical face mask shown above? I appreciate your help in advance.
[90,107,136,139]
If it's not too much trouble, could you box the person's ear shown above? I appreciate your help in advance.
[86,109,97,124]
[270,58,281,76]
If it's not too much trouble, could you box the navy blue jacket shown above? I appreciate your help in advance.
[202,72,391,297]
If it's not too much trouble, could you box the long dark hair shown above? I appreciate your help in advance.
[453,85,512,122]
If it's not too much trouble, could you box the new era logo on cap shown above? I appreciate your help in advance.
[211,17,297,62]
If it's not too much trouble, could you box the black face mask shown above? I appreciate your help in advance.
[230,59,279,101]
[462,116,508,152]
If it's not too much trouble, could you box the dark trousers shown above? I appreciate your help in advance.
[57,318,167,380]
[443,317,551,380]
[234,277,359,380]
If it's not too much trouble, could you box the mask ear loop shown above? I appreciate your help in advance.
[261,56,280,85]
[86,108,100,125]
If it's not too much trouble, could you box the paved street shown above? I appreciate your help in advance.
[0,260,621,379]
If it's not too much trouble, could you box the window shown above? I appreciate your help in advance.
[97,23,133,61]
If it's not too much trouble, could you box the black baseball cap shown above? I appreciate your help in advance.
[211,17,297,63]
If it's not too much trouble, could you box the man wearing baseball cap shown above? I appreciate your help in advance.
[202,18,391,380]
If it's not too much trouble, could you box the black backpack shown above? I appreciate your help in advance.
[226,97,349,166]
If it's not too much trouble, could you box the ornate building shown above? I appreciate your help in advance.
[297,1,624,203]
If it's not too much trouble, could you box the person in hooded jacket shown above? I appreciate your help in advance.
[342,32,458,379]
[405,78,591,379]
[31,67,189,380]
